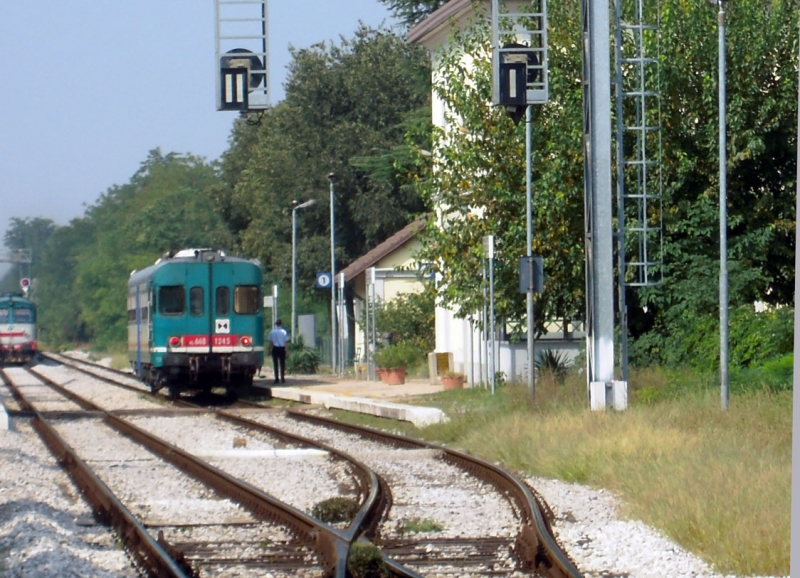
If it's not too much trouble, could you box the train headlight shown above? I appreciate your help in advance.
[169,336,180,347]
[240,336,252,346]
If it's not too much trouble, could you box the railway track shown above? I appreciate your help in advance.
[11,352,583,577]
[1,364,345,576]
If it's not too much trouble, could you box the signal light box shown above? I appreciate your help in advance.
[491,0,549,107]
[215,0,269,111]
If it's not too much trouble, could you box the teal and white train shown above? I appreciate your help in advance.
[0,293,37,364]
[127,249,264,397]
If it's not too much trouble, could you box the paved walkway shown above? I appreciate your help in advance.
[254,373,445,399]
[252,373,448,426]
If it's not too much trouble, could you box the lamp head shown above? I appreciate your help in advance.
[327,172,337,183]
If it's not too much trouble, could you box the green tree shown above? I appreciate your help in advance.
[415,5,586,333]
[378,0,448,28]
[34,219,95,345]
[0,217,56,293]
[34,149,229,348]
[631,0,797,361]
[215,26,431,296]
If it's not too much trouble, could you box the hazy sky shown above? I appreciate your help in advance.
[0,1,397,250]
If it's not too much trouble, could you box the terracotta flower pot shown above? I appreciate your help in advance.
[377,367,406,385]
[441,375,465,390]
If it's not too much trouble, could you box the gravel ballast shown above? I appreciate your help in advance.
[0,361,788,577]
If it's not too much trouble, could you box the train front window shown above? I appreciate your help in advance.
[0,308,8,323]
[13,309,32,323]
[216,286,230,316]
[234,286,259,314]
[190,287,204,316]
[159,286,185,315]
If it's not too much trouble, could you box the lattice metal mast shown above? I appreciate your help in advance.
[613,0,664,381]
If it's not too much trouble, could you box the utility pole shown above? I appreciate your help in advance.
[328,173,337,374]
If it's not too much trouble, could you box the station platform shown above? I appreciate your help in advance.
[252,374,447,427]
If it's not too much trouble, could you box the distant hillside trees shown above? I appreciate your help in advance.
[28,150,229,347]
[0,217,56,294]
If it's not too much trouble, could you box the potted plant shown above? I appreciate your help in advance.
[441,370,466,390]
[373,342,420,385]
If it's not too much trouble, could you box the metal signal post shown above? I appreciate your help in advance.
[328,173,337,374]
[491,0,549,400]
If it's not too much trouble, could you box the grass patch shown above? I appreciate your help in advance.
[327,366,791,576]
[401,517,445,534]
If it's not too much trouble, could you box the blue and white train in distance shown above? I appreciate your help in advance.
[0,293,37,364]
[127,248,265,398]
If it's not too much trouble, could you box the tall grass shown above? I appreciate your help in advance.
[333,367,791,576]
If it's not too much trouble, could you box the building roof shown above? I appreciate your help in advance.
[407,0,476,47]
[339,219,426,283]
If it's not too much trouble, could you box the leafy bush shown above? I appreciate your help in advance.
[730,353,794,394]
[374,341,424,369]
[366,287,435,353]
[311,497,360,523]
[631,305,794,371]
[347,541,390,578]
[286,335,321,374]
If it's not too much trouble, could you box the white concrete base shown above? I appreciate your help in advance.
[269,387,447,427]
[0,405,7,430]
[589,381,628,411]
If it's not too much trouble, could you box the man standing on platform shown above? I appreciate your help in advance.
[268,319,289,384]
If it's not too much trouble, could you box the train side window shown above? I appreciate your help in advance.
[190,287,204,316]
[0,308,8,323]
[234,286,259,314]
[159,286,185,315]
[130,306,148,322]
[216,287,230,316]
[13,309,32,323]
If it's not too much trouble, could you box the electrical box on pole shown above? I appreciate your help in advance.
[491,0,549,112]
[518,256,544,294]
[215,0,269,111]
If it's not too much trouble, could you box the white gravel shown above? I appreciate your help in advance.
[128,413,350,516]
[241,410,519,541]
[0,422,138,578]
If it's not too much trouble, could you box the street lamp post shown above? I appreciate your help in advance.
[291,199,316,342]
[327,173,337,374]
[711,0,729,410]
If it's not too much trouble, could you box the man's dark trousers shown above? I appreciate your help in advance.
[272,346,286,383]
